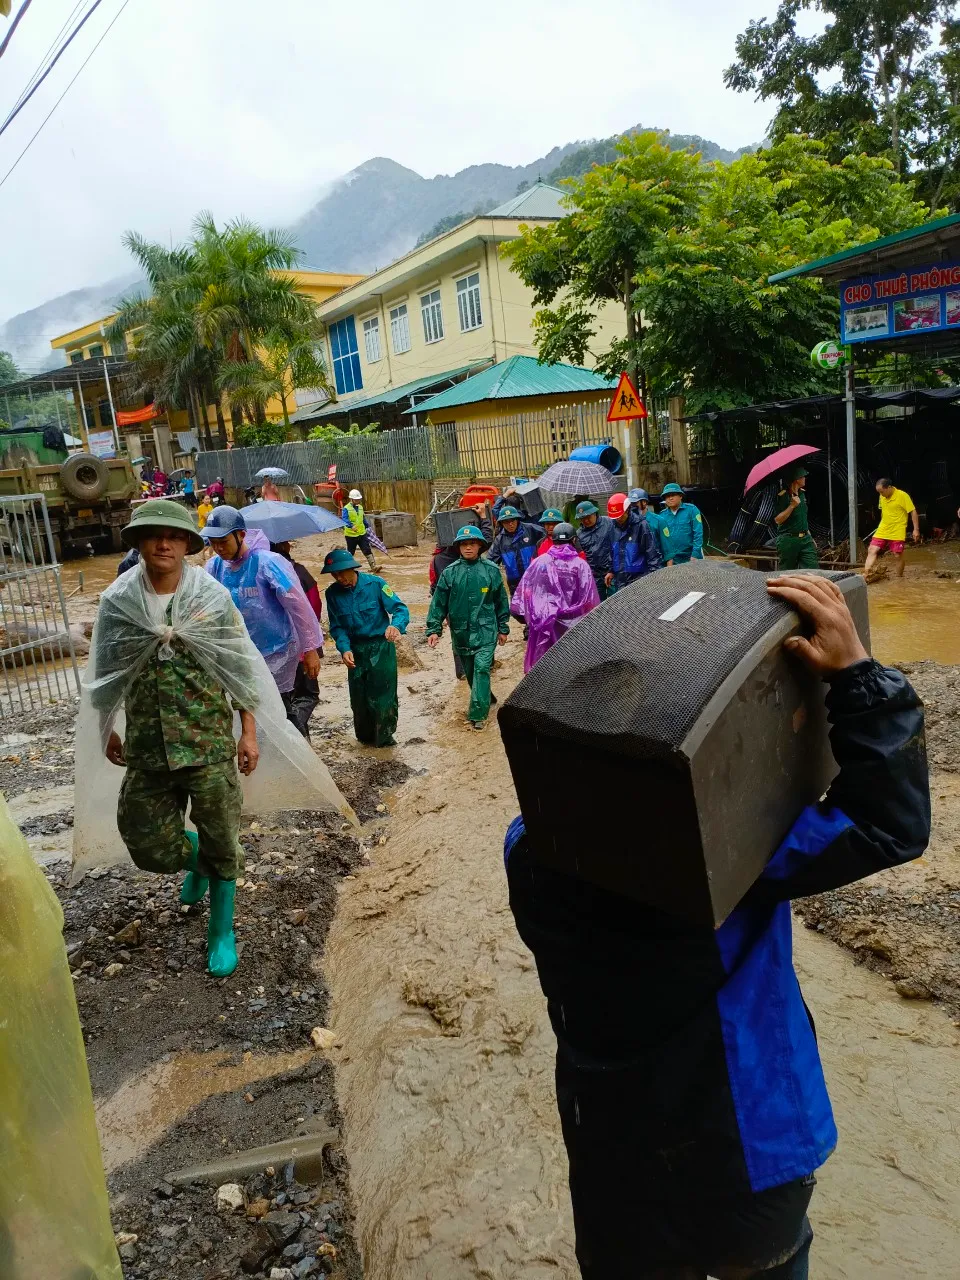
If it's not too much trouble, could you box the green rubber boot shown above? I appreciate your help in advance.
[179,830,209,906]
[207,876,238,978]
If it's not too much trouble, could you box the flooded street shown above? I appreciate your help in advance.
[7,536,960,1277]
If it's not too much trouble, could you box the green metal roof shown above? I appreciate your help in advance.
[406,355,616,414]
[768,211,960,285]
[487,182,567,219]
[295,361,491,422]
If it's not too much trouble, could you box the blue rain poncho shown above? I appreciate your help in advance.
[206,529,322,693]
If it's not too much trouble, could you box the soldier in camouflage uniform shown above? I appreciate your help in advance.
[91,500,260,978]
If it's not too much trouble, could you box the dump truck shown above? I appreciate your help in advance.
[0,450,138,558]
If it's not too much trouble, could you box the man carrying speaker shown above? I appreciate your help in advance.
[487,505,546,597]
[504,574,929,1280]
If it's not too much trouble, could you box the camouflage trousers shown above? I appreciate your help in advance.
[117,759,244,882]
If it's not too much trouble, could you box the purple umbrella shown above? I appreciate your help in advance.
[538,460,617,496]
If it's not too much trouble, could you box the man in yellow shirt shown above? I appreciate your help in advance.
[863,477,919,579]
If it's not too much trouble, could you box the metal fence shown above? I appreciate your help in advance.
[0,495,80,718]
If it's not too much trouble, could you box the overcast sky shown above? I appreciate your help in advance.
[1,0,784,340]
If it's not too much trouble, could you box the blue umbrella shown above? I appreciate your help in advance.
[254,466,290,481]
[239,500,345,542]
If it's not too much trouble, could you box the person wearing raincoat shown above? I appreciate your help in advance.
[342,487,379,572]
[270,540,324,738]
[575,499,616,600]
[322,548,410,747]
[487,505,545,597]
[657,482,705,565]
[512,523,599,672]
[605,493,662,592]
[91,500,262,979]
[426,525,511,730]
[203,506,323,733]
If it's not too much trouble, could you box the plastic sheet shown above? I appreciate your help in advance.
[206,530,322,694]
[511,544,600,672]
[72,560,354,878]
[0,793,122,1280]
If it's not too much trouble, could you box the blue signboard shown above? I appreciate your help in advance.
[840,261,960,344]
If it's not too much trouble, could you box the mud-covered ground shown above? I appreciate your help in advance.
[795,660,960,1016]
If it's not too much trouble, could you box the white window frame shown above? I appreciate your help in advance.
[390,303,411,354]
[420,288,444,344]
[456,272,483,332]
[363,315,382,363]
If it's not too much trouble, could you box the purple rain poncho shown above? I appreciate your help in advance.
[206,529,322,693]
[511,543,600,672]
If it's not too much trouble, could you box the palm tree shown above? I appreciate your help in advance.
[219,328,331,431]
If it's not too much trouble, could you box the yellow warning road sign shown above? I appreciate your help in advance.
[607,372,647,422]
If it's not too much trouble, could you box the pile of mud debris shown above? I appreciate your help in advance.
[2,700,415,1279]
[795,660,960,1018]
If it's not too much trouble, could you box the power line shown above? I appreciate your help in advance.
[7,1,87,117]
[0,0,106,140]
[0,0,34,64]
[0,0,135,191]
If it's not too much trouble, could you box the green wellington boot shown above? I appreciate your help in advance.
[207,876,238,978]
[179,830,209,906]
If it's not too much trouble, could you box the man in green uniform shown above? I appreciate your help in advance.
[774,465,819,570]
[94,500,261,979]
[425,525,511,730]
[322,548,410,747]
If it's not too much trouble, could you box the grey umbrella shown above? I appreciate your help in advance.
[537,460,617,495]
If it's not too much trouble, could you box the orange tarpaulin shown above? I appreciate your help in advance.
[116,403,158,426]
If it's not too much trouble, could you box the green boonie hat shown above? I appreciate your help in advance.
[122,499,204,554]
[454,524,486,544]
[575,500,599,517]
[498,505,522,521]
[660,482,684,497]
[540,508,564,524]
[786,464,809,481]
[322,548,362,573]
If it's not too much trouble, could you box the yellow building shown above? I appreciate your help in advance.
[301,184,626,429]
[44,270,363,470]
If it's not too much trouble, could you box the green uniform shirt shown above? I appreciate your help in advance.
[425,555,511,654]
[775,489,809,537]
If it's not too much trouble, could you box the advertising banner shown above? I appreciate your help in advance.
[840,261,960,344]
[87,430,116,459]
[116,403,158,426]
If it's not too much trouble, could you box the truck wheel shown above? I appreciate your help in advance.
[60,452,109,502]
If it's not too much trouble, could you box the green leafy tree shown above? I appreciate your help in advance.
[220,329,330,430]
[725,1,953,185]
[0,349,78,435]
[306,421,379,445]
[503,131,707,389]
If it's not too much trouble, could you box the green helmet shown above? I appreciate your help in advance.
[498,505,522,521]
[575,500,599,518]
[540,508,564,524]
[660,482,684,497]
[121,499,204,554]
[322,548,362,573]
[454,524,486,544]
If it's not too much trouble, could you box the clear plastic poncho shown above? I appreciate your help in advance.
[0,793,122,1280]
[72,561,354,879]
[511,544,601,673]
[206,530,323,694]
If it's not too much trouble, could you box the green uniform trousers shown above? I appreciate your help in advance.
[777,533,818,570]
[458,643,496,723]
[347,636,399,747]
[117,758,244,881]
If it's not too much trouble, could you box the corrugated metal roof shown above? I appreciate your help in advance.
[299,361,492,421]
[768,211,960,284]
[406,355,616,414]
[487,182,567,219]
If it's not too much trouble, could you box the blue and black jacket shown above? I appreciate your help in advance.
[488,521,545,585]
[505,660,929,1201]
[610,509,662,588]
[577,515,616,587]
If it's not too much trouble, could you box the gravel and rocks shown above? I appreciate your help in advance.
[795,660,960,1020]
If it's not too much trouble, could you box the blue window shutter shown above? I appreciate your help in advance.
[330,317,362,396]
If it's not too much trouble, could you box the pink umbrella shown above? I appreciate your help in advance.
[743,445,821,496]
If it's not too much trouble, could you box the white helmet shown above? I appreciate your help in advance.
[349,489,363,501]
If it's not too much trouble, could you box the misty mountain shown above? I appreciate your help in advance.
[2,126,757,371]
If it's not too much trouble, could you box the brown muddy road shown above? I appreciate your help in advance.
[321,545,960,1280]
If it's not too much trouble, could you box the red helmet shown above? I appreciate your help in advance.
[607,493,629,517]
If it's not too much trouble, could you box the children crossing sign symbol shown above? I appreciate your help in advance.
[607,371,648,422]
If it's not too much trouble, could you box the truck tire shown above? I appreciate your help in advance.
[60,452,109,502]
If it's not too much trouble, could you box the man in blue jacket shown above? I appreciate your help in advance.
[657,482,704,564]
[487,505,545,597]
[505,573,929,1280]
[575,500,616,600]
[605,492,662,592]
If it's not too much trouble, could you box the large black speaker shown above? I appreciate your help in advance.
[498,562,870,927]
